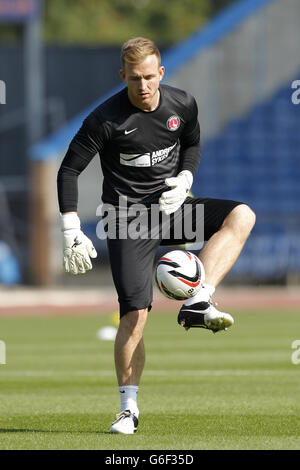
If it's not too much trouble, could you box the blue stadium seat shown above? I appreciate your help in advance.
[199,75,300,278]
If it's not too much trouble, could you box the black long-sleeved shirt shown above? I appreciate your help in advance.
[57,84,200,212]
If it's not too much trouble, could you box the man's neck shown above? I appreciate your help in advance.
[129,89,160,112]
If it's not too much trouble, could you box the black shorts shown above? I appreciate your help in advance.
[106,197,243,317]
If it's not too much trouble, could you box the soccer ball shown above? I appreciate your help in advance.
[155,250,205,301]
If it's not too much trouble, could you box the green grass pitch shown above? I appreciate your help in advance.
[0,309,299,450]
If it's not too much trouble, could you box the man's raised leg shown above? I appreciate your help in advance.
[198,204,256,287]
[178,204,256,331]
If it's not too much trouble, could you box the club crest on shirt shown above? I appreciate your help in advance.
[167,115,180,131]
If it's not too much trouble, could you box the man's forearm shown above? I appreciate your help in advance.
[180,140,201,176]
[57,164,80,214]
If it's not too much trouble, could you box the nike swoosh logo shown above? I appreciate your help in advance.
[124,128,138,135]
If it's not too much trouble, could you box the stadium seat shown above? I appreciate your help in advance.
[195,76,300,278]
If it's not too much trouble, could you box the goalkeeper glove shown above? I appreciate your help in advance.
[159,170,193,215]
[61,213,97,275]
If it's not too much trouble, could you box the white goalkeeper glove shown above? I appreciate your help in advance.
[159,170,193,215]
[61,213,97,275]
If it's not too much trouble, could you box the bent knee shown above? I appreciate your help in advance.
[235,203,256,228]
[224,204,256,239]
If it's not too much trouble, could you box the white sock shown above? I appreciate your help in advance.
[184,283,215,306]
[119,385,139,417]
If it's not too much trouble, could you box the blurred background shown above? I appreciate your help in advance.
[0,0,299,291]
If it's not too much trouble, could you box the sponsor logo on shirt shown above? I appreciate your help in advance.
[120,152,151,167]
[120,142,177,167]
[151,142,177,165]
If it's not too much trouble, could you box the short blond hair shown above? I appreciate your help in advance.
[121,37,161,68]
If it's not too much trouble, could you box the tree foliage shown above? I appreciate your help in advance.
[43,0,236,45]
[0,0,236,45]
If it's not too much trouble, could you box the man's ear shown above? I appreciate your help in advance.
[159,66,165,81]
[120,69,126,83]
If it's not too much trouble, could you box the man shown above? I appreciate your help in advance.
[57,37,256,435]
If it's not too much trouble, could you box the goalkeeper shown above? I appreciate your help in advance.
[57,37,256,435]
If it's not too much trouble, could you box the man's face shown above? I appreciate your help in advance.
[120,54,165,111]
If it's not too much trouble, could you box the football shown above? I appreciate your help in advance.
[155,250,205,300]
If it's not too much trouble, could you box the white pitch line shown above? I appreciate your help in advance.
[0,369,296,378]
